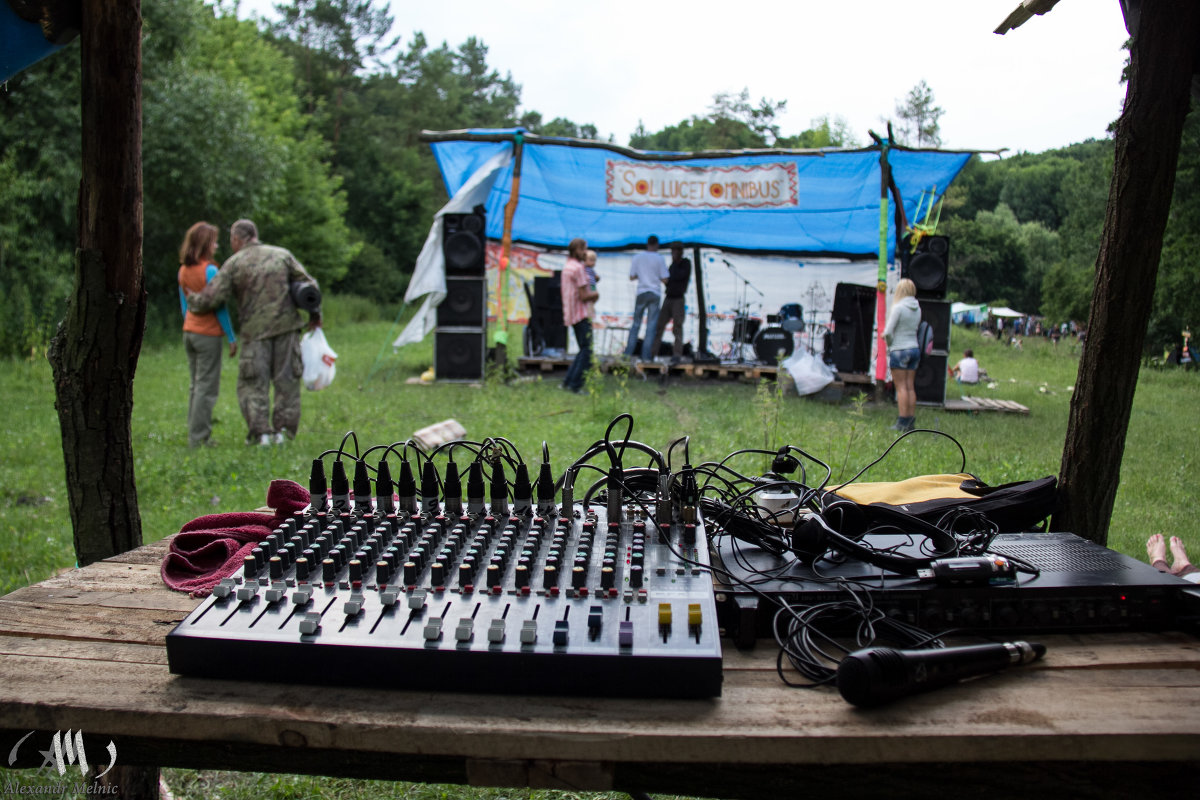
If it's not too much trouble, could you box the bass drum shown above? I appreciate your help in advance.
[753,326,794,364]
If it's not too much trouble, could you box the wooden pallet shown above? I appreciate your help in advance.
[944,395,1031,415]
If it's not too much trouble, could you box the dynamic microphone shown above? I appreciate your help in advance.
[836,641,1046,708]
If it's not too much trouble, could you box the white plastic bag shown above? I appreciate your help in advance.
[301,327,338,391]
[782,348,835,396]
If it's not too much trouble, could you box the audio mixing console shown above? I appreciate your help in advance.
[166,442,724,698]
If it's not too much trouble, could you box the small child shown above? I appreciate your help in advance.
[584,249,600,290]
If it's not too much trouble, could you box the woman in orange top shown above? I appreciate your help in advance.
[177,222,237,447]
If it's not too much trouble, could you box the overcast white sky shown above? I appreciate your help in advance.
[241,0,1130,155]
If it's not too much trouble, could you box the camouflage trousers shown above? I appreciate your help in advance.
[237,330,302,442]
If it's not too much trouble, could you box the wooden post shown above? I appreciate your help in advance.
[1053,3,1200,543]
[493,132,524,369]
[47,0,147,566]
[873,135,892,388]
[692,245,708,356]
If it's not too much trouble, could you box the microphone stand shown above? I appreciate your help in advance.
[724,258,763,364]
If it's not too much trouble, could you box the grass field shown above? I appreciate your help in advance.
[2,296,1198,797]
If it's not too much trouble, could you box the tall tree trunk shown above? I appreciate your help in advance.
[1054,3,1200,544]
[47,0,146,566]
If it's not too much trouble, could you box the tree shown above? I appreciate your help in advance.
[1054,3,1200,545]
[776,114,860,149]
[891,79,943,147]
[628,89,787,151]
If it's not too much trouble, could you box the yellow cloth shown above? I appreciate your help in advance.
[832,473,976,506]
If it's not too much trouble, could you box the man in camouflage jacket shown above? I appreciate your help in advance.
[188,219,320,445]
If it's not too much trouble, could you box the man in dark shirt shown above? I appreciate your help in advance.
[648,243,692,362]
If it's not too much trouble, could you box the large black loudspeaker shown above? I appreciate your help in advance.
[915,353,948,405]
[527,275,566,353]
[437,277,486,327]
[831,283,876,374]
[443,210,486,276]
[918,299,951,352]
[900,234,950,299]
[435,328,486,381]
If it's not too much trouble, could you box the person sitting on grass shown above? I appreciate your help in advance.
[951,349,980,385]
[1147,533,1200,583]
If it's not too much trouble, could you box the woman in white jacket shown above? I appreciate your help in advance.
[884,278,921,432]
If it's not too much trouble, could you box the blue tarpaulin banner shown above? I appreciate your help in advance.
[427,129,974,258]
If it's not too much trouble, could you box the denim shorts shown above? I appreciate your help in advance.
[889,347,921,370]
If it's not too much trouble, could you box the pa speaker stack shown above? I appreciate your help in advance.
[900,233,952,405]
[436,209,487,381]
[831,283,877,374]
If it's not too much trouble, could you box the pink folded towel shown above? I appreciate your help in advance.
[161,479,309,597]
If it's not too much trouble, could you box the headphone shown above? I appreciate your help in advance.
[790,499,959,576]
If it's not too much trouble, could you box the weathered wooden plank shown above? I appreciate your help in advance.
[0,598,185,644]
[1,653,1198,766]
[0,634,168,665]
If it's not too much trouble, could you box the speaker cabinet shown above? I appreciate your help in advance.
[437,277,486,327]
[435,328,486,381]
[443,211,486,275]
[900,234,949,299]
[915,353,948,405]
[831,283,876,374]
[918,299,951,352]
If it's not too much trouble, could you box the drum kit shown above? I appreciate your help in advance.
[726,269,802,364]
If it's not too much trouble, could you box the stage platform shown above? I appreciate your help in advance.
[518,355,787,383]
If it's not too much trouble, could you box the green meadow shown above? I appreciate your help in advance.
[2,296,1197,798]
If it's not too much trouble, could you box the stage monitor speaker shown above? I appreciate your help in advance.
[435,328,486,381]
[532,275,562,312]
[832,325,865,374]
[918,299,951,352]
[443,210,486,275]
[437,277,486,328]
[915,353,948,405]
[831,283,876,374]
[901,234,950,299]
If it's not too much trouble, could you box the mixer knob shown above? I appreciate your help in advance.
[269,556,283,580]
[458,562,474,588]
[243,554,258,581]
[514,564,530,589]
[543,565,558,590]
[683,523,697,545]
[430,562,446,587]
[402,561,418,585]
[322,558,337,585]
[485,564,501,589]
[600,566,615,590]
[375,560,391,587]
[629,565,643,588]
[295,557,310,582]
[348,559,363,585]
[572,565,587,589]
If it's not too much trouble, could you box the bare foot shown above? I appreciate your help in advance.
[1147,533,1167,565]
[1170,536,1193,574]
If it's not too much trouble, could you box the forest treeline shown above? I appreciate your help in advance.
[1,0,1196,359]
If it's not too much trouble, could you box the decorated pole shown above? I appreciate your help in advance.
[493,131,524,368]
[874,133,892,384]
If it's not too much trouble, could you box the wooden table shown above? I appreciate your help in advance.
[2,538,1199,799]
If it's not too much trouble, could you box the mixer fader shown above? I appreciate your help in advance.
[166,431,723,698]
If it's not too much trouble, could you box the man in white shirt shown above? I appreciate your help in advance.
[952,349,980,384]
[624,235,668,361]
